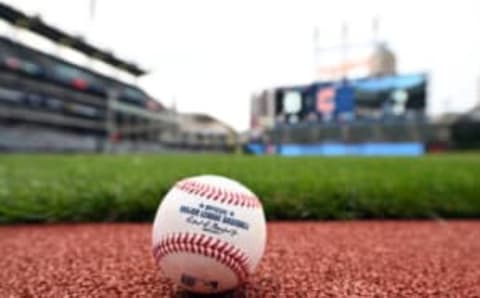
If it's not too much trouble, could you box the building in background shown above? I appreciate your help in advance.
[369,43,396,77]
[176,113,237,152]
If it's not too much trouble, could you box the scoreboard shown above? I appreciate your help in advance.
[274,86,310,124]
[274,81,358,124]
[253,73,427,128]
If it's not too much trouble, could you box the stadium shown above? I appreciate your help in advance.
[0,1,479,297]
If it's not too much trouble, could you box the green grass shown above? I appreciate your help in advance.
[0,153,479,223]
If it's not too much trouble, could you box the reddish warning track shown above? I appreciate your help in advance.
[1,221,479,297]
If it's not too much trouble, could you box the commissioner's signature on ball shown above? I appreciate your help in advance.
[179,203,250,237]
[186,215,238,237]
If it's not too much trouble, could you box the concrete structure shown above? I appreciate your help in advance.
[369,43,396,77]
[175,113,237,151]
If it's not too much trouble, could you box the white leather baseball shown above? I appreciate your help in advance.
[152,175,267,294]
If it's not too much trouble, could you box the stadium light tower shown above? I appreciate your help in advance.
[90,0,97,21]
[313,16,386,81]
[372,15,380,44]
[340,20,349,78]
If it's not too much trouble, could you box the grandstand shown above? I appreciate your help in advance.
[0,3,183,152]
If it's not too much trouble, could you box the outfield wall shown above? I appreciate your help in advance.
[246,142,425,156]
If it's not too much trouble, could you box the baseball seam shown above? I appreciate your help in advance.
[153,232,250,284]
[175,179,261,208]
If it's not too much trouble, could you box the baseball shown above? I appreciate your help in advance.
[152,175,267,294]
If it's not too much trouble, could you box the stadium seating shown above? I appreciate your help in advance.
[0,125,98,152]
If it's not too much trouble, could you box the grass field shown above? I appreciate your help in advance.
[0,153,479,223]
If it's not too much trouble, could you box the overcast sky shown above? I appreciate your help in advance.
[3,0,480,130]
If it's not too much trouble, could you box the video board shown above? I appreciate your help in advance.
[274,86,311,124]
[354,74,427,110]
[269,73,427,125]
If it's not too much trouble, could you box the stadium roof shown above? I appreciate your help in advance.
[0,3,147,76]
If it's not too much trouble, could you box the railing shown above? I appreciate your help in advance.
[266,122,451,144]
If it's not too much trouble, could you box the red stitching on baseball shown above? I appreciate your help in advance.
[174,179,261,208]
[153,233,250,283]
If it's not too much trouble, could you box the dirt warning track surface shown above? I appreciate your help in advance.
[1,221,479,297]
